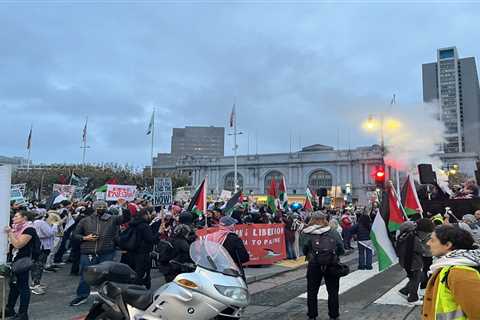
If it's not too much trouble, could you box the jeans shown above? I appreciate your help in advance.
[7,270,30,314]
[306,263,340,319]
[31,249,50,286]
[76,252,115,298]
[286,240,297,260]
[358,243,373,269]
[420,257,433,289]
[402,269,422,298]
[342,228,352,249]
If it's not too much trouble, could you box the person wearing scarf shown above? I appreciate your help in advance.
[422,224,480,320]
[3,211,37,320]
[205,216,249,278]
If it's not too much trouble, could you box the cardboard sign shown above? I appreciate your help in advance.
[106,184,137,201]
[52,184,76,200]
[11,183,26,196]
[154,178,173,205]
[10,188,25,204]
[197,223,286,265]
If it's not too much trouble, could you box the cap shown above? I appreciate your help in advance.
[219,216,238,226]
[93,200,108,209]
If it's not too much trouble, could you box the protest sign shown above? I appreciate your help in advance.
[52,184,76,200]
[0,165,12,264]
[106,184,137,201]
[197,223,286,265]
[11,183,26,196]
[153,178,173,205]
[220,190,232,201]
[10,188,25,204]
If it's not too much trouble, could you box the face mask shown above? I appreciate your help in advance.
[96,208,107,215]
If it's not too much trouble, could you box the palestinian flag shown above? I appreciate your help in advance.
[279,176,288,210]
[401,175,423,217]
[187,178,207,217]
[370,210,398,271]
[387,184,406,232]
[266,177,277,213]
[304,187,314,211]
[223,190,242,216]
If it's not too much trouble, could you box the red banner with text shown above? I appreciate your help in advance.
[196,223,286,265]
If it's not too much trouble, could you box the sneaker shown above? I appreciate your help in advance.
[398,288,409,298]
[31,286,45,295]
[407,294,420,303]
[0,308,16,318]
[70,296,88,306]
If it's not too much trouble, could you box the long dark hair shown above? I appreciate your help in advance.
[434,225,476,250]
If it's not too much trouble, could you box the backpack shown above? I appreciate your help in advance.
[310,232,338,265]
[118,227,137,251]
[31,230,42,261]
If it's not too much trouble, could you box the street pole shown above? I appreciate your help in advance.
[234,107,238,193]
[151,109,155,178]
[81,117,90,170]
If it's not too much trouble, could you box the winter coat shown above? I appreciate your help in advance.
[222,233,250,269]
[301,225,345,262]
[396,222,423,271]
[349,222,371,241]
[73,211,131,255]
[416,231,432,258]
[129,216,154,254]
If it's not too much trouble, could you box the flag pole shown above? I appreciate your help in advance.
[204,175,208,229]
[233,104,238,193]
[26,124,32,172]
[81,117,89,169]
[150,109,155,177]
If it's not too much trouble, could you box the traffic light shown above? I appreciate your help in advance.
[373,166,385,187]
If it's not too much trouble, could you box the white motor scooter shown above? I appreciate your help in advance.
[85,239,249,320]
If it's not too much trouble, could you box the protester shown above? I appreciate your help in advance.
[30,211,58,295]
[423,225,480,320]
[460,214,480,243]
[340,210,353,250]
[397,221,423,303]
[53,200,74,265]
[70,200,131,306]
[3,211,38,320]
[415,218,435,291]
[165,211,197,282]
[475,210,480,227]
[302,211,345,320]
[126,208,154,289]
[349,214,373,270]
[205,216,249,272]
[283,213,298,260]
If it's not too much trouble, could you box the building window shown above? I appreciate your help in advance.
[264,171,284,194]
[224,172,243,192]
[308,170,333,195]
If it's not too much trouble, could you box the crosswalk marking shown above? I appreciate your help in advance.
[298,262,380,299]
[374,279,422,307]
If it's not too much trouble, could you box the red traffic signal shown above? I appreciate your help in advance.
[373,166,385,185]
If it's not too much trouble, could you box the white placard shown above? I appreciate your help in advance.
[106,184,137,201]
[0,165,12,265]
[52,184,76,200]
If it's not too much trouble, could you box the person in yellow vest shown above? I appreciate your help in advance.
[423,224,480,320]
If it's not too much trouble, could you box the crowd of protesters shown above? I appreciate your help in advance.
[4,191,480,320]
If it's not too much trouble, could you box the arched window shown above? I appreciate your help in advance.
[224,172,243,192]
[264,171,284,194]
[308,170,333,195]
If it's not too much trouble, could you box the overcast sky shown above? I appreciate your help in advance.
[1,1,479,167]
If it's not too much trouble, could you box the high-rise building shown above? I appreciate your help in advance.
[171,126,225,158]
[422,46,480,154]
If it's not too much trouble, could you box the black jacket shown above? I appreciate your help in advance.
[129,216,154,254]
[222,233,250,269]
[73,210,131,255]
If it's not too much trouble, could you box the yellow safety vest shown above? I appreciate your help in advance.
[435,266,480,320]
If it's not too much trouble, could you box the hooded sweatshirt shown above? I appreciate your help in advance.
[422,249,480,320]
[301,225,345,261]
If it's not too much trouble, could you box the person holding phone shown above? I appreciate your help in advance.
[69,200,131,307]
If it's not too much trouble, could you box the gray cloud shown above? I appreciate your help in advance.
[1,2,479,166]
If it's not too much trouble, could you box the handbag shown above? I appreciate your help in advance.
[328,262,350,278]
[11,257,33,274]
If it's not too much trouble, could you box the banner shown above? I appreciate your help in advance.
[154,178,173,205]
[52,184,76,200]
[197,223,286,265]
[106,184,137,201]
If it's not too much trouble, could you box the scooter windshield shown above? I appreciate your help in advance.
[190,239,242,277]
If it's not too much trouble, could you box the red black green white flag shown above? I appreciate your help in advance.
[279,176,288,210]
[401,175,423,217]
[267,177,277,213]
[187,178,207,217]
[304,187,314,211]
[387,184,406,232]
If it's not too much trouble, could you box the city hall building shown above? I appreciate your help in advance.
[152,144,385,205]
